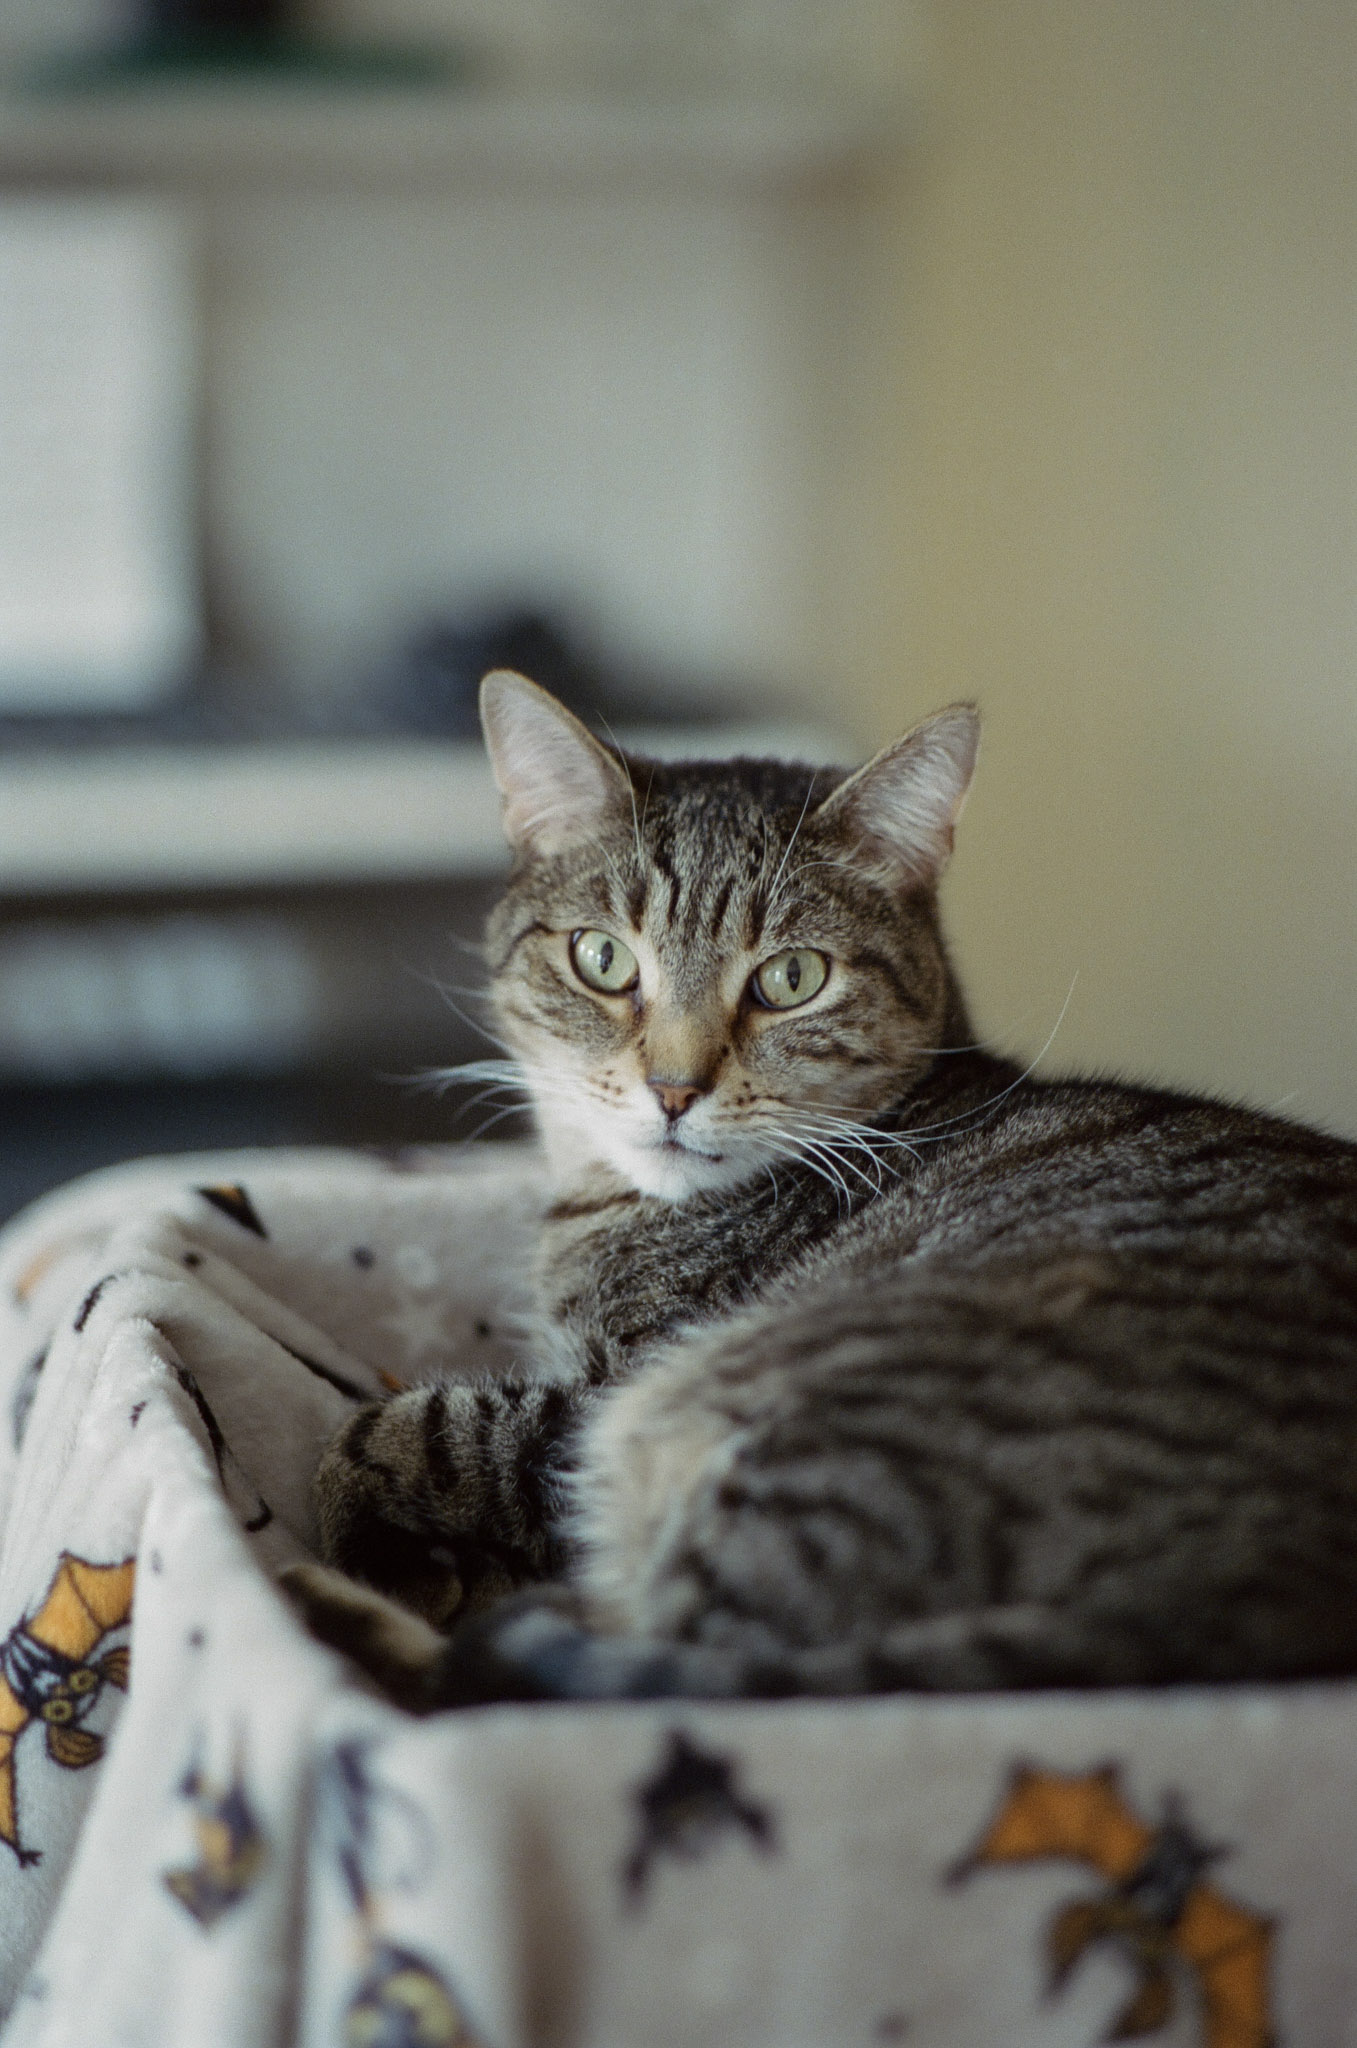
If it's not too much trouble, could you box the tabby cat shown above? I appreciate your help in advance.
[290,670,1357,1708]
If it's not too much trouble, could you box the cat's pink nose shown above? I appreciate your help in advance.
[649,1079,703,1122]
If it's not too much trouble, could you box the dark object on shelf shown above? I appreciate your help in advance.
[27,3,468,93]
[143,0,287,35]
[385,609,616,741]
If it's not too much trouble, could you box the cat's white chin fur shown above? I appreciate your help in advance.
[612,1137,745,1202]
[534,1098,756,1202]
[575,1125,754,1202]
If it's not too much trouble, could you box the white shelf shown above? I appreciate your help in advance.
[0,722,844,896]
[0,739,502,895]
[0,75,904,190]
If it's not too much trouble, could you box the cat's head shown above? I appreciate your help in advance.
[479,672,978,1201]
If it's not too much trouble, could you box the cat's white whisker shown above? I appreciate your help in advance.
[893,978,1079,1149]
[804,1137,886,1196]
[450,1084,528,1121]
[756,1131,839,1204]
[428,989,513,1055]
[778,1107,910,1189]
[796,1107,901,1151]
[600,715,647,874]
[786,1136,855,1207]
[763,778,818,916]
[598,845,636,918]
[462,1101,538,1143]
[425,1057,526,1087]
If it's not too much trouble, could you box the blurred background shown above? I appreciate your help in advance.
[0,0,1353,1220]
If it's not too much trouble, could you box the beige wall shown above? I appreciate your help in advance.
[841,0,1357,1136]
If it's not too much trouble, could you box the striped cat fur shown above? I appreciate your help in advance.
[289,671,1357,1707]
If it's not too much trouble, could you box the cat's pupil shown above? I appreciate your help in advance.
[599,939,614,976]
[787,956,801,992]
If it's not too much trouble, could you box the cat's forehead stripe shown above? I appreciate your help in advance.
[626,766,836,957]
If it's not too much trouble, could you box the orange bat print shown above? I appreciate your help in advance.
[0,1554,135,1867]
[948,1762,1275,2048]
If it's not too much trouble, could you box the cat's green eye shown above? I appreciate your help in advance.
[752,948,829,1010]
[570,929,639,995]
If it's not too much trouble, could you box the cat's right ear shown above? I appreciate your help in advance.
[479,671,631,857]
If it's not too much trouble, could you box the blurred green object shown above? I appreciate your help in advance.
[147,0,286,31]
[26,30,468,95]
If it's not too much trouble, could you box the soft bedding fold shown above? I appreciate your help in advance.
[0,1145,1347,2046]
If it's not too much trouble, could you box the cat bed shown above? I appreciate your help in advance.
[0,1145,1350,2047]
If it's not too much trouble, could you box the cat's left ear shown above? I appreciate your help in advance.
[480,670,632,857]
[814,704,979,888]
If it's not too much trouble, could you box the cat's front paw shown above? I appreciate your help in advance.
[313,1393,472,1627]
[312,1384,545,1624]
[278,1561,448,1709]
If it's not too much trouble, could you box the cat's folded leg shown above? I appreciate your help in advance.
[312,1376,588,1627]
[281,1560,1176,1705]
[414,1597,1149,1705]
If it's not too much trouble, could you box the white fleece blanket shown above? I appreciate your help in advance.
[0,1143,1351,2048]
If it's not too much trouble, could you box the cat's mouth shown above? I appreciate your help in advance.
[659,1131,723,1163]
[615,1123,754,1200]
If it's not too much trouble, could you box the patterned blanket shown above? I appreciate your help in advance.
[0,1142,1349,2047]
